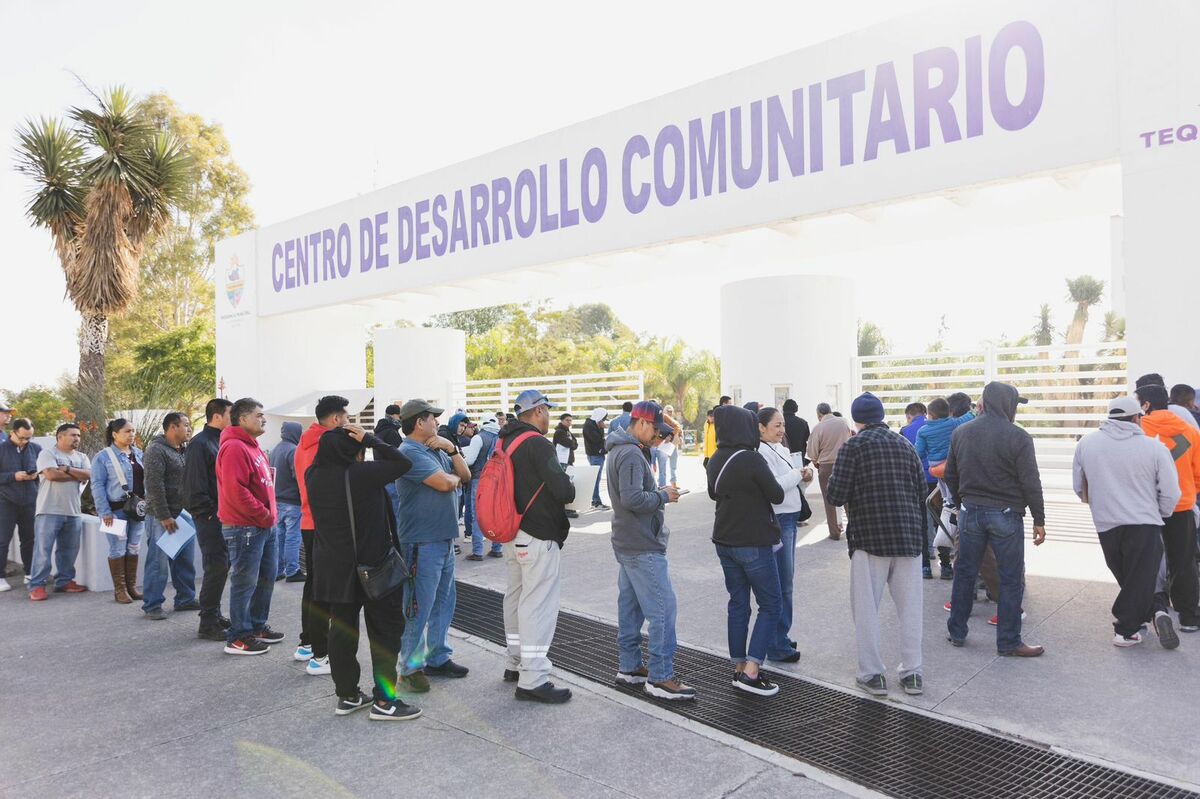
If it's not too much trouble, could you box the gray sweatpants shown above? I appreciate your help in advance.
[503,530,562,690]
[850,550,923,681]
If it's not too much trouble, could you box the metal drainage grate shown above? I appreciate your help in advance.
[452,580,1197,799]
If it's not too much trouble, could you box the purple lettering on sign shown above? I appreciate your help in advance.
[491,177,513,242]
[730,100,763,190]
[431,194,449,256]
[374,211,389,269]
[580,147,607,223]
[514,169,537,238]
[415,199,431,260]
[654,124,685,207]
[808,82,824,173]
[1158,127,1174,145]
[537,163,559,233]
[1180,124,1198,142]
[767,90,803,182]
[913,46,962,149]
[336,224,351,278]
[964,35,984,138]
[988,20,1044,132]
[864,61,910,161]
[359,217,374,272]
[292,237,305,288]
[448,191,468,253]
[271,242,284,292]
[321,228,336,280]
[622,135,650,214]
[470,183,491,247]
[558,158,580,229]
[285,239,296,291]
[306,233,321,284]
[397,207,414,264]
[689,111,728,198]
[826,70,866,167]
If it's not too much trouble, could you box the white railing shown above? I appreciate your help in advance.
[853,342,1127,439]
[450,371,645,435]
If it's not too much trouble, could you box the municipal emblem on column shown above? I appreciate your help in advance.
[226,256,245,307]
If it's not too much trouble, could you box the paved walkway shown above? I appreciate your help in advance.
[458,456,1200,790]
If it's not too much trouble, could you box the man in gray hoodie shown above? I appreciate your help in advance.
[605,401,694,701]
[270,422,303,581]
[945,382,1046,657]
[1074,396,1181,648]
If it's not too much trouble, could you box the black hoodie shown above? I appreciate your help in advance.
[706,406,784,548]
[499,420,575,546]
[945,382,1045,525]
[373,416,403,448]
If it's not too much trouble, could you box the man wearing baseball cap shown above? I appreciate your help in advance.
[945,381,1046,657]
[396,399,473,692]
[498,389,576,703]
[0,401,12,443]
[1074,396,1181,647]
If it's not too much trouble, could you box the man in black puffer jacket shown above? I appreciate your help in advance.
[184,398,233,639]
[498,389,575,705]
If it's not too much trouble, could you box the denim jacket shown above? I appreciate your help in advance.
[91,445,144,518]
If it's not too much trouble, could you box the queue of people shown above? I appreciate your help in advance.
[3,370,1199,716]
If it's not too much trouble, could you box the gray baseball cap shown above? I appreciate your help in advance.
[513,389,556,415]
[1108,396,1142,418]
[399,398,444,422]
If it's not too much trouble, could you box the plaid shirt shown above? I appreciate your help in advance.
[826,424,928,558]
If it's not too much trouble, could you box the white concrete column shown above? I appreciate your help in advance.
[374,327,467,421]
[720,275,856,419]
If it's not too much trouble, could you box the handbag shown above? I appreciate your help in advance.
[345,471,410,601]
[104,447,146,521]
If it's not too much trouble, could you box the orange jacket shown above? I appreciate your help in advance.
[1141,410,1200,512]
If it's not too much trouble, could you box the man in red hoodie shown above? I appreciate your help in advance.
[216,398,281,655]
[1138,383,1200,632]
[292,395,351,670]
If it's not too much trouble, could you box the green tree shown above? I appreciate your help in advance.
[426,305,521,338]
[1,385,71,435]
[857,320,890,357]
[1064,276,1105,345]
[15,86,192,436]
[1032,303,1055,346]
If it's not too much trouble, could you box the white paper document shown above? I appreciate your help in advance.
[155,515,197,560]
[99,517,127,539]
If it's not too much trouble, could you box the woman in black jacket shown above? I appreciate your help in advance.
[706,405,785,697]
[306,427,420,721]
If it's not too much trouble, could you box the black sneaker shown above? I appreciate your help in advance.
[425,659,469,678]
[335,691,372,716]
[645,677,697,701]
[219,615,232,629]
[940,563,954,580]
[1155,612,1181,649]
[591,502,610,510]
[503,669,519,683]
[198,625,226,641]
[174,600,201,611]
[565,509,579,519]
[224,637,270,655]
[255,626,286,644]
[732,671,779,697]
[615,666,648,686]
[900,674,923,695]
[946,634,965,647]
[769,650,801,663]
[285,572,307,583]
[515,682,572,703]
[486,550,504,558]
[370,698,422,721]
[856,674,888,696]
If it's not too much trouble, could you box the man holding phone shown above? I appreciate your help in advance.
[29,423,92,600]
[605,401,695,701]
[0,417,40,590]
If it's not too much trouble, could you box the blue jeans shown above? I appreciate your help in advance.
[223,525,277,643]
[142,516,197,612]
[587,454,605,505]
[105,514,144,558]
[654,448,668,488]
[469,482,501,556]
[948,504,1026,652]
[715,544,782,665]
[615,550,678,682]
[399,540,457,674]
[669,448,679,484]
[771,511,800,657]
[30,514,82,589]
[274,504,302,577]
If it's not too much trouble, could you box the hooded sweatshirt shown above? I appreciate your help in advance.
[296,422,328,530]
[498,420,575,545]
[605,427,669,555]
[373,416,403,447]
[270,422,302,506]
[583,408,607,457]
[706,406,784,548]
[216,425,277,529]
[553,421,577,465]
[1141,409,1200,513]
[945,382,1045,525]
[915,411,975,464]
[1073,419,1181,530]
[464,418,500,477]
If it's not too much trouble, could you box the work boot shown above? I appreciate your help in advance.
[123,553,143,600]
[515,682,572,704]
[108,558,132,604]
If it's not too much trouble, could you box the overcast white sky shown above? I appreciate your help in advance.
[0,0,1115,393]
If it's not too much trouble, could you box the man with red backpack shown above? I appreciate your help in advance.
[496,389,575,703]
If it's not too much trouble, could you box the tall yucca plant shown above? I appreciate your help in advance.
[15,85,192,434]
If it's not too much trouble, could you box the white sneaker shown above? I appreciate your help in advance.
[0,578,11,592]
[23,575,31,585]
[293,644,313,662]
[1113,632,1143,647]
[306,655,331,675]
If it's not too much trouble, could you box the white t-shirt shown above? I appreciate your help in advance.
[35,447,91,516]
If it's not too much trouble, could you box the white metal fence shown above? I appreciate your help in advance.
[450,371,645,435]
[854,342,1128,440]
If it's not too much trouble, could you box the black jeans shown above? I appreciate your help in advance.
[300,528,330,658]
[194,514,229,625]
[1098,524,1164,636]
[0,497,35,575]
[1157,510,1200,626]
[328,589,407,701]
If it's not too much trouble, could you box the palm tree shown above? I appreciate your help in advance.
[651,341,719,428]
[1032,303,1055,346]
[1063,276,1105,346]
[15,86,192,429]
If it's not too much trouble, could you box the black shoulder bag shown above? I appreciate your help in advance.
[344,471,410,601]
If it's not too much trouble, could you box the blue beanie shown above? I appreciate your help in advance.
[851,392,885,424]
